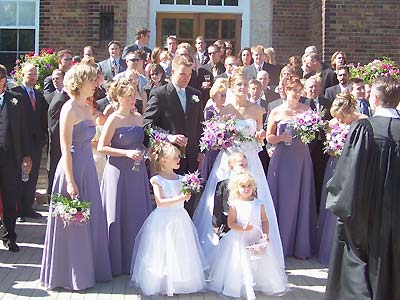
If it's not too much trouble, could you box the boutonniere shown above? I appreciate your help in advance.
[192,95,200,103]
[10,98,18,106]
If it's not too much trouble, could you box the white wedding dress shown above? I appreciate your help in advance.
[193,118,285,268]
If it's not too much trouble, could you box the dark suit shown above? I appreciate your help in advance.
[98,58,127,81]
[305,95,333,212]
[12,85,48,216]
[212,179,230,235]
[44,89,63,105]
[262,88,280,103]
[194,51,209,66]
[324,84,342,102]
[0,90,31,243]
[122,43,152,60]
[96,96,112,113]
[144,82,203,216]
[304,67,339,94]
[244,63,282,89]
[47,91,69,201]
[43,75,55,96]
[197,62,225,106]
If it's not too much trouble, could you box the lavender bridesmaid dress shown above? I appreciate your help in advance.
[41,120,112,290]
[101,126,152,275]
[267,121,317,259]
[316,156,337,265]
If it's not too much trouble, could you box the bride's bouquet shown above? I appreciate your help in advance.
[51,193,91,227]
[324,123,350,157]
[288,110,326,144]
[199,114,253,151]
[181,171,203,194]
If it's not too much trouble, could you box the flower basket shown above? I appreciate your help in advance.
[51,193,91,227]
[245,226,269,260]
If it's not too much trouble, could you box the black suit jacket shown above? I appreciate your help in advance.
[98,58,128,81]
[144,82,203,172]
[12,86,48,148]
[43,75,55,96]
[122,43,152,59]
[2,90,31,168]
[96,96,112,113]
[194,51,209,66]
[324,84,342,102]
[47,91,69,171]
[244,63,282,89]
[304,95,333,121]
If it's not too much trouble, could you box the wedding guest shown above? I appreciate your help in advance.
[144,46,162,77]
[44,69,64,104]
[266,75,317,258]
[237,47,253,67]
[83,46,95,59]
[316,93,367,265]
[43,49,73,95]
[12,63,48,222]
[130,142,207,296]
[224,40,233,57]
[98,79,152,275]
[324,65,350,102]
[98,40,127,81]
[325,77,400,299]
[40,63,112,290]
[214,40,226,63]
[166,35,178,57]
[257,70,280,103]
[330,51,347,73]
[0,64,32,252]
[349,77,372,116]
[122,27,151,59]
[193,36,209,70]
[201,79,227,181]
[143,63,167,99]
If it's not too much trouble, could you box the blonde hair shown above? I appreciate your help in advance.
[209,78,228,99]
[160,50,173,62]
[330,93,356,120]
[63,63,97,97]
[227,152,247,168]
[171,55,192,70]
[228,171,257,202]
[150,141,180,172]
[108,79,136,103]
[228,69,246,88]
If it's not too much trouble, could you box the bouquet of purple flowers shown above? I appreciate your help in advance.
[324,123,350,157]
[288,110,326,144]
[181,171,203,194]
[199,115,253,151]
[145,126,169,147]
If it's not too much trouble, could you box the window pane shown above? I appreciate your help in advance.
[193,0,206,4]
[160,0,174,3]
[224,0,238,5]
[221,20,235,39]
[0,2,17,26]
[204,19,219,40]
[208,0,222,5]
[18,2,36,26]
[178,19,193,39]
[176,0,189,4]
[0,29,17,51]
[161,18,177,47]
[19,29,35,51]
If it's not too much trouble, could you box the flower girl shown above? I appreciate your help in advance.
[208,171,288,300]
[130,142,208,296]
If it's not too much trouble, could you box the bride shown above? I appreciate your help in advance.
[193,72,284,267]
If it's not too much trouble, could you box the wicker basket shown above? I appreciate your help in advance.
[245,225,268,259]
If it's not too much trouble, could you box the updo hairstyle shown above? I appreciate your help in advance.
[150,141,180,172]
[330,93,356,120]
[63,63,97,97]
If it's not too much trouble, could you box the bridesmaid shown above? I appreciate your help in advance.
[266,75,317,259]
[98,79,152,275]
[40,63,112,290]
[201,78,227,181]
[316,93,367,265]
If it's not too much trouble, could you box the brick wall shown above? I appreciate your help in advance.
[322,0,400,65]
[39,0,127,61]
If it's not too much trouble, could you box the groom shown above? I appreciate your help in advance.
[144,55,203,216]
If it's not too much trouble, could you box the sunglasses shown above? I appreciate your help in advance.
[127,58,140,62]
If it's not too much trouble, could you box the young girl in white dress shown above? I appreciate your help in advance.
[208,171,288,300]
[130,142,208,296]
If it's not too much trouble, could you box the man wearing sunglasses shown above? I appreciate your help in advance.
[114,51,148,89]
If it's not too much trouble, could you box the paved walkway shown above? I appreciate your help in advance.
[0,155,328,299]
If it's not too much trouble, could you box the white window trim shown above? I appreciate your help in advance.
[148,0,250,49]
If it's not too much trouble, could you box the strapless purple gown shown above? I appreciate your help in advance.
[101,126,152,275]
[316,156,337,265]
[40,120,112,290]
[267,121,317,259]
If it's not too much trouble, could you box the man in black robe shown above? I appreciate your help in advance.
[325,76,400,300]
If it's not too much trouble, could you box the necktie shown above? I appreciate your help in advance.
[112,60,118,76]
[177,88,186,113]
[360,99,369,116]
[257,65,262,72]
[29,90,36,111]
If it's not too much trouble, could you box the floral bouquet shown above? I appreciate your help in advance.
[51,193,91,227]
[181,170,203,194]
[349,57,400,84]
[199,114,253,151]
[324,123,350,157]
[145,126,169,147]
[10,48,58,91]
[288,110,326,144]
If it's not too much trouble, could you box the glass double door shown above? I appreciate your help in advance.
[156,13,241,54]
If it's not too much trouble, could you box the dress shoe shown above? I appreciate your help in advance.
[16,216,26,223]
[24,211,42,219]
[3,240,20,252]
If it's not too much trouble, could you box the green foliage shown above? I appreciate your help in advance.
[349,57,400,84]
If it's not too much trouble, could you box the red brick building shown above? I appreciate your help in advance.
[1,0,399,72]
